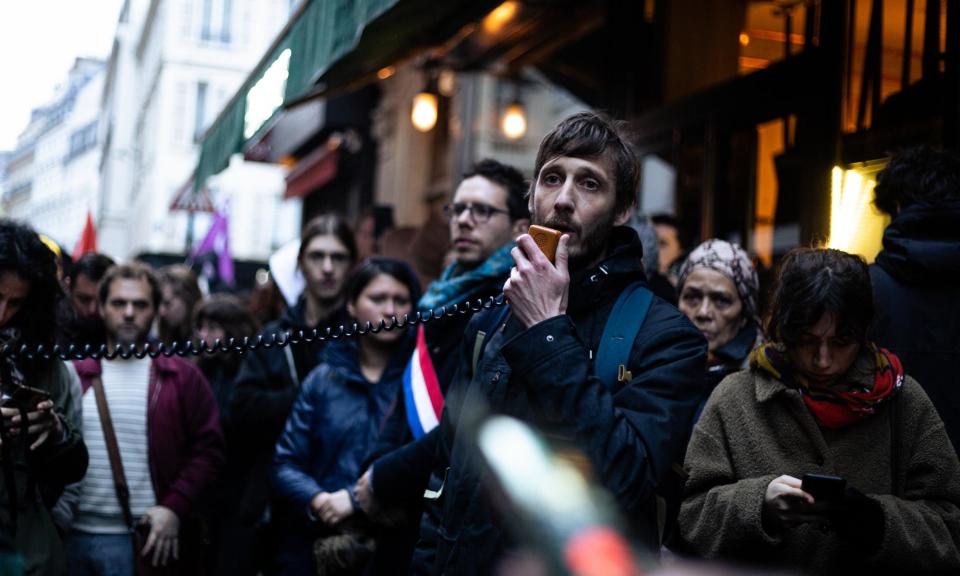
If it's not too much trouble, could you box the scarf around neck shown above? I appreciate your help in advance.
[750,342,903,429]
[418,242,515,311]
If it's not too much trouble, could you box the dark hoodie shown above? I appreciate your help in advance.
[414,226,708,576]
[871,200,960,453]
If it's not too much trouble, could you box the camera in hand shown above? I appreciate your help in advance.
[1,385,51,410]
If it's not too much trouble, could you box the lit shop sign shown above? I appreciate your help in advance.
[244,49,291,140]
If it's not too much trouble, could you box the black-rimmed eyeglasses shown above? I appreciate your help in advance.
[443,202,510,223]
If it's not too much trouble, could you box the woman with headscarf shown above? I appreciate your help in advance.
[677,239,762,401]
[678,247,960,574]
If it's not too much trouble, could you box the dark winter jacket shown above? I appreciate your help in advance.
[870,200,960,454]
[367,287,506,508]
[415,227,708,576]
[229,301,347,523]
[696,322,759,423]
[75,356,225,522]
[270,335,413,574]
[679,353,960,574]
[1,359,87,576]
[362,267,508,575]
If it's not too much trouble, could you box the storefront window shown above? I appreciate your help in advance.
[739,1,809,75]
[827,161,890,262]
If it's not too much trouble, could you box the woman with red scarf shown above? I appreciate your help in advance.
[677,248,960,574]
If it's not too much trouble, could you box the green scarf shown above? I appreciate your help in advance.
[418,242,515,311]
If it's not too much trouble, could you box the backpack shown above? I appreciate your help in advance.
[469,281,684,544]
[471,280,653,381]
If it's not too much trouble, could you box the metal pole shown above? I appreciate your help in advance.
[903,0,916,89]
[186,211,195,253]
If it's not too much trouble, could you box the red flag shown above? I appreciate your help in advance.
[74,211,97,257]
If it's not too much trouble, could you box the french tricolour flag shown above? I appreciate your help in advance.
[402,325,444,438]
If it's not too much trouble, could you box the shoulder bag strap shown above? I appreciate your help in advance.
[594,281,654,388]
[471,305,511,378]
[91,376,136,529]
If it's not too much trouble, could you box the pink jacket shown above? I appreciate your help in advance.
[75,356,224,520]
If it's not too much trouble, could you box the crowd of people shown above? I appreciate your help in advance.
[0,111,958,576]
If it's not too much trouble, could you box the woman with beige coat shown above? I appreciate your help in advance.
[678,248,960,574]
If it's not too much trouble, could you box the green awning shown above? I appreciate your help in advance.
[194,0,500,193]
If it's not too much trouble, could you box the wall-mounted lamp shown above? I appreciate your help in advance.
[501,101,527,140]
[500,83,527,140]
[411,71,439,132]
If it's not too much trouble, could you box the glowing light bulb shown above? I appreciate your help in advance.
[483,1,518,34]
[411,92,438,132]
[501,102,527,140]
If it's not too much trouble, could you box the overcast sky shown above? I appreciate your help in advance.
[0,0,124,151]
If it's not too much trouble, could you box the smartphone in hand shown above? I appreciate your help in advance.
[801,472,846,503]
[528,225,562,264]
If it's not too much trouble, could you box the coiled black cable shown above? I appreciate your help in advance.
[0,294,508,362]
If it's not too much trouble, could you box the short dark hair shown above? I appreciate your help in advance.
[99,262,163,310]
[650,213,686,249]
[194,293,259,339]
[69,253,116,285]
[765,247,874,347]
[0,219,62,343]
[874,146,960,216]
[298,214,358,265]
[345,257,422,315]
[532,111,639,216]
[463,159,529,221]
[158,264,202,311]
[650,213,680,231]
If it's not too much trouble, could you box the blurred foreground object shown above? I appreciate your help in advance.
[476,416,648,576]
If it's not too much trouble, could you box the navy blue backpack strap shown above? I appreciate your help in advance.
[594,281,654,388]
[471,304,511,377]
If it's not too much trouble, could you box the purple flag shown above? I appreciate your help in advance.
[192,211,235,285]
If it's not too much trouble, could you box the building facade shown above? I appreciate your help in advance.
[2,58,105,249]
[98,0,301,261]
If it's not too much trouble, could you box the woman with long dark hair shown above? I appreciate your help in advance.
[271,257,420,575]
[678,247,960,574]
[0,220,88,575]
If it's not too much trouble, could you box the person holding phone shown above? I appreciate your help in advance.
[678,248,960,574]
[0,220,88,576]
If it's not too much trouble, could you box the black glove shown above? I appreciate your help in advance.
[834,486,885,556]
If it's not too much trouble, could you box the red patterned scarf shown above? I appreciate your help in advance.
[750,342,903,429]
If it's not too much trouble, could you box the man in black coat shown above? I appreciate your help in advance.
[226,215,356,576]
[412,112,708,575]
[870,146,960,454]
[354,159,529,573]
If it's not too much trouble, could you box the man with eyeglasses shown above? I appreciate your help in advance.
[411,112,707,575]
[353,159,529,574]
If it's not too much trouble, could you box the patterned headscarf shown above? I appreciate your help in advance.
[678,239,759,323]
